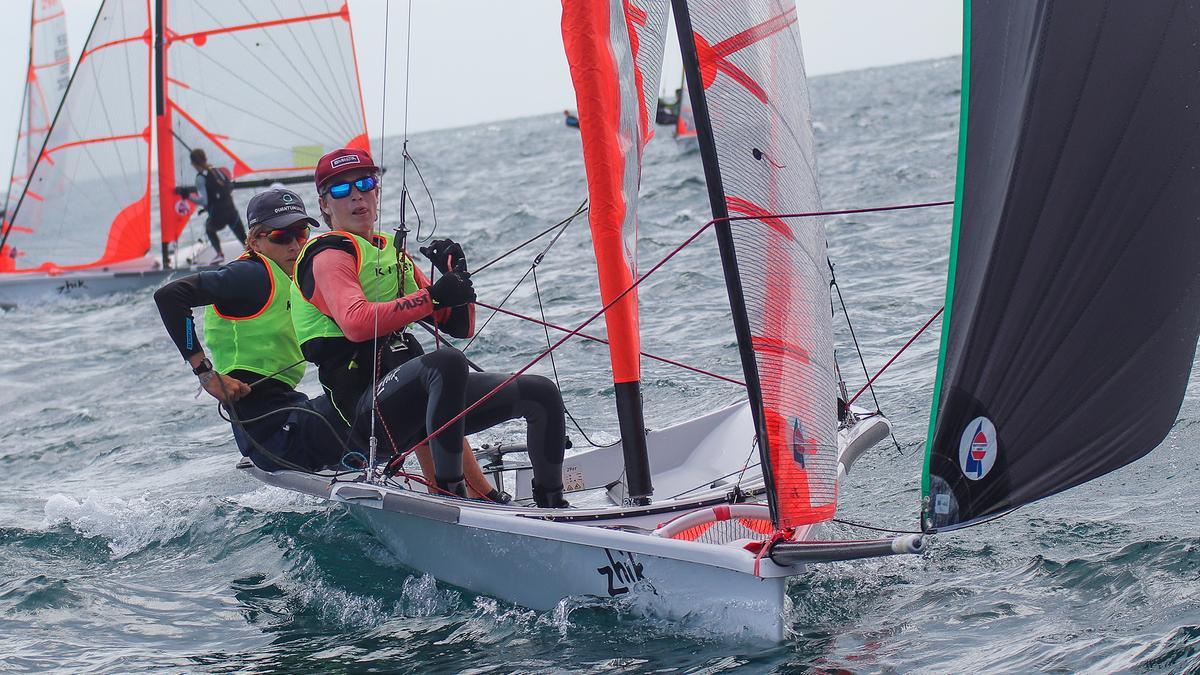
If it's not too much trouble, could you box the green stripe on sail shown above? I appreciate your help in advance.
[922,0,972,502]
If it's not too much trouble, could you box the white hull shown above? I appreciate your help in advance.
[0,261,176,309]
[245,402,917,641]
[0,230,239,309]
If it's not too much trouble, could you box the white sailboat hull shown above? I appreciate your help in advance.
[0,262,175,309]
[245,402,907,641]
[351,498,792,641]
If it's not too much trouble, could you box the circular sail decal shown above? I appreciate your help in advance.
[958,416,997,480]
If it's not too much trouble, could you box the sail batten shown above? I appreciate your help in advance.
[923,0,1200,531]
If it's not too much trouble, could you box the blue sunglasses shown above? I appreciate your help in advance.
[325,175,378,199]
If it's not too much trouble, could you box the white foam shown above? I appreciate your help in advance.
[230,486,323,512]
[42,491,208,558]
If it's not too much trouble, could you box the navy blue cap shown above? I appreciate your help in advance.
[246,188,320,230]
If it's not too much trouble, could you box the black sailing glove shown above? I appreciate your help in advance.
[419,238,467,275]
[427,265,476,308]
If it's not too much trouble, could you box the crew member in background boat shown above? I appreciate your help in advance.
[563,109,579,128]
[292,147,570,507]
[154,188,347,471]
[181,148,247,263]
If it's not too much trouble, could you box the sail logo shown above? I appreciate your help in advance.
[958,416,997,480]
[790,417,810,468]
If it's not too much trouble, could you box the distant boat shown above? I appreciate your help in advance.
[0,0,371,309]
[673,67,698,150]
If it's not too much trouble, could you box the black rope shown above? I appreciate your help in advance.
[532,266,617,449]
[404,149,438,242]
[473,200,588,275]
[827,257,904,455]
[210,373,359,479]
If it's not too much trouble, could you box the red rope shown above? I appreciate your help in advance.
[846,306,944,407]
[474,300,746,387]
[383,199,953,477]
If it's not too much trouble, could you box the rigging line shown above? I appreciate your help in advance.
[474,300,746,387]
[461,265,535,353]
[461,207,579,353]
[403,149,437,242]
[831,272,903,454]
[668,458,762,500]
[847,306,944,407]
[384,216,719,476]
[533,265,613,448]
[830,518,923,535]
[473,199,588,275]
[827,260,880,411]
[367,0,395,480]
[413,320,484,371]
[383,198,956,476]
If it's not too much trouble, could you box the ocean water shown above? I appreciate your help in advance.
[2,57,1199,672]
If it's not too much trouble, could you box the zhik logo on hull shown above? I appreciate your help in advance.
[958,416,997,481]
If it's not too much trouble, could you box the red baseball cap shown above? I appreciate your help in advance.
[314,147,379,191]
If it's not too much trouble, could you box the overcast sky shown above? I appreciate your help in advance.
[0,0,961,165]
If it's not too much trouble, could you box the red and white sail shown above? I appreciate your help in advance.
[561,0,669,388]
[4,0,71,223]
[158,1,371,246]
[676,0,835,528]
[2,0,153,273]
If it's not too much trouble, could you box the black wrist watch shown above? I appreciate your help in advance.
[192,357,213,376]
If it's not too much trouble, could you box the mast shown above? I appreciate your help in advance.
[154,0,174,269]
[560,0,669,505]
[670,0,781,525]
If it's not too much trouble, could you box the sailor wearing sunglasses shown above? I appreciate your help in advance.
[291,148,569,507]
[155,189,352,472]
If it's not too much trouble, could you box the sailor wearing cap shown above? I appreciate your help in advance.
[154,189,353,472]
[290,148,569,506]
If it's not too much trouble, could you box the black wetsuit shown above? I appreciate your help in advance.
[294,238,567,493]
[197,168,246,257]
[361,349,567,491]
[154,259,351,471]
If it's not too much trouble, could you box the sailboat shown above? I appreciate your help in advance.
[673,67,698,149]
[1,0,70,237]
[0,0,370,309]
[243,0,913,642]
[242,0,1198,641]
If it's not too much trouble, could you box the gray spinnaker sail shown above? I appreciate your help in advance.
[922,0,1200,531]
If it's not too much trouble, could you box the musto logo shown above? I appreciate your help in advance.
[958,416,997,480]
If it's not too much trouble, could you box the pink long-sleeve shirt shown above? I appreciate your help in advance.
[308,248,474,342]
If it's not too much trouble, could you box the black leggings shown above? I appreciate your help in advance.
[357,349,566,490]
[205,211,247,256]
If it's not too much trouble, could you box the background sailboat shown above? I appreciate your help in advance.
[0,0,370,308]
[1,0,70,243]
